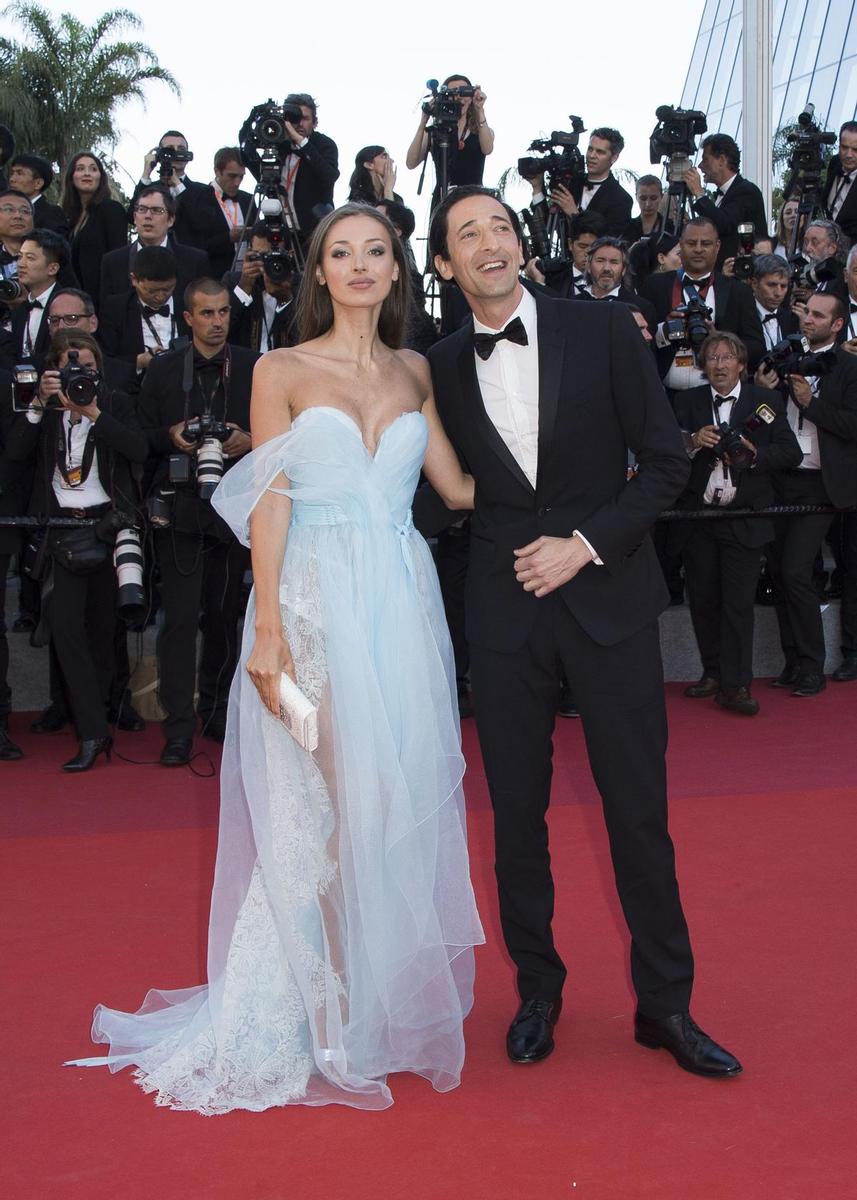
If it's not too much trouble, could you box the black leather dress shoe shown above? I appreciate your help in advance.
[62,736,112,773]
[202,719,226,744]
[506,998,563,1064]
[684,674,719,698]
[30,703,69,733]
[557,682,579,719]
[715,687,759,716]
[791,672,826,697]
[160,738,193,767]
[456,681,474,720]
[770,665,800,688]
[108,704,145,732]
[634,1011,742,1077]
[832,653,857,683]
[0,723,23,761]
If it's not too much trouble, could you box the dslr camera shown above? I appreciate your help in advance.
[12,350,103,413]
[245,248,295,285]
[760,333,838,380]
[649,104,708,184]
[787,254,839,290]
[711,402,777,470]
[156,144,194,180]
[169,413,232,500]
[663,284,712,356]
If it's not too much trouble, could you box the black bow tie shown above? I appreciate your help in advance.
[762,312,779,321]
[584,177,604,188]
[194,350,225,370]
[473,316,528,360]
[27,298,43,311]
[685,276,711,290]
[714,394,736,407]
[142,304,170,319]
[850,303,857,314]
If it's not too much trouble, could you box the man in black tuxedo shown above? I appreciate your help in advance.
[138,279,258,765]
[132,131,229,265]
[684,134,767,266]
[639,216,766,390]
[528,127,631,237]
[203,147,255,279]
[671,332,800,715]
[0,366,25,758]
[225,224,297,353]
[428,185,740,1078]
[577,236,657,330]
[100,185,210,307]
[756,291,857,695]
[99,246,189,388]
[10,229,69,368]
[824,121,857,243]
[8,154,70,237]
[240,93,339,244]
[827,246,857,682]
[751,254,799,352]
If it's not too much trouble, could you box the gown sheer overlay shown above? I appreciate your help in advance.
[70,406,484,1112]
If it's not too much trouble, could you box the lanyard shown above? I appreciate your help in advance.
[56,415,96,488]
[141,305,175,350]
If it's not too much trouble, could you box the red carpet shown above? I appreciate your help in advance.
[2,683,855,1199]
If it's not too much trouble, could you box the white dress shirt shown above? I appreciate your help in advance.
[660,274,717,392]
[24,283,55,355]
[703,382,740,505]
[579,175,606,212]
[713,172,737,207]
[756,300,782,351]
[140,298,174,354]
[26,407,111,507]
[788,342,833,470]
[828,172,854,222]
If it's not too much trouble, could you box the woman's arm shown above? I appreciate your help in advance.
[403,353,474,509]
[246,352,297,714]
[406,112,430,170]
[473,89,494,155]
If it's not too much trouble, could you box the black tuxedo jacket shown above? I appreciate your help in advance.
[799,347,857,510]
[670,382,801,549]
[691,175,768,265]
[0,367,30,554]
[98,290,190,367]
[10,287,56,367]
[576,285,657,331]
[572,173,633,237]
[197,186,255,279]
[31,196,71,238]
[639,270,766,374]
[70,198,129,310]
[137,342,258,536]
[99,238,211,308]
[824,156,857,242]
[426,286,690,651]
[223,273,296,353]
[3,387,146,518]
[240,129,339,239]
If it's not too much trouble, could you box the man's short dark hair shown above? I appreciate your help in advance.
[21,227,69,269]
[588,235,628,264]
[0,188,33,209]
[137,184,176,218]
[702,133,740,172]
[46,287,95,316]
[10,153,53,191]
[184,277,229,312]
[285,93,318,121]
[753,254,790,280]
[428,185,522,263]
[568,211,607,241]
[839,121,857,139]
[636,174,662,191]
[214,146,243,173]
[133,246,178,282]
[590,127,624,156]
[247,222,272,244]
[682,215,719,238]
[160,130,187,145]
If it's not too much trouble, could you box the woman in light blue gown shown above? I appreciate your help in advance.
[67,205,484,1112]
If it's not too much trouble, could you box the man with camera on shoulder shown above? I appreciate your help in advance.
[528,128,632,237]
[226,223,297,353]
[138,278,259,765]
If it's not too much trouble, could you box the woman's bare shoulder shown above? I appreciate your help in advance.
[395,347,432,392]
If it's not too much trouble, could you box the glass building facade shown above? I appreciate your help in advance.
[681,0,857,153]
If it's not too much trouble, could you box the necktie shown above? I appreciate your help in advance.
[473,316,528,360]
[831,173,853,213]
[714,394,735,408]
[142,304,170,319]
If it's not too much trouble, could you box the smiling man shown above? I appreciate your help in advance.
[427,184,741,1079]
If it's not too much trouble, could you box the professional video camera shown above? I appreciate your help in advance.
[244,100,305,157]
[156,144,193,180]
[518,117,586,194]
[663,285,712,356]
[649,104,708,232]
[711,402,777,470]
[170,413,232,500]
[760,333,838,380]
[786,105,836,189]
[239,100,306,271]
[422,80,477,129]
[732,223,756,281]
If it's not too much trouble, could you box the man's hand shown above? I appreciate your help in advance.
[238,255,265,294]
[550,183,578,216]
[524,259,546,285]
[724,435,757,465]
[169,421,196,452]
[222,424,251,458]
[691,424,722,450]
[682,165,704,198]
[788,375,812,408]
[60,391,99,423]
[230,224,246,244]
[284,120,305,146]
[136,350,155,373]
[36,369,62,408]
[526,172,546,196]
[142,148,158,181]
[755,363,780,389]
[514,534,594,598]
[841,336,857,356]
[721,256,736,278]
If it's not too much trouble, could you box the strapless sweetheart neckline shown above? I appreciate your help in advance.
[291,405,424,460]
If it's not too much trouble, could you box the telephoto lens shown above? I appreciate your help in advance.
[114,527,146,625]
[197,436,225,499]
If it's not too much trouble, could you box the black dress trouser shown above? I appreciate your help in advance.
[154,528,249,740]
[48,557,115,740]
[469,593,694,1019]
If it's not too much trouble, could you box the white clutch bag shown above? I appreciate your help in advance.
[277,672,319,752]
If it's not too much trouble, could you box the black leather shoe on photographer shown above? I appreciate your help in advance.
[683,674,719,698]
[506,997,563,1064]
[715,687,759,716]
[791,672,826,697]
[0,722,23,760]
[770,664,800,688]
[30,703,69,733]
[832,653,857,682]
[160,738,193,767]
[634,1011,742,1077]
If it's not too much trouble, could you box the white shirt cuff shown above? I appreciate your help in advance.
[573,529,602,566]
[234,286,253,307]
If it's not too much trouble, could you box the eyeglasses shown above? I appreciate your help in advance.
[0,205,31,217]
[707,354,738,364]
[47,313,90,327]
[134,204,168,217]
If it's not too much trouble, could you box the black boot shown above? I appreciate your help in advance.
[62,736,113,773]
[0,719,23,761]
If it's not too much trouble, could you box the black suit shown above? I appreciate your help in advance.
[573,173,633,236]
[767,348,857,675]
[691,174,768,265]
[240,127,339,240]
[671,383,801,688]
[69,198,128,310]
[639,270,766,378]
[428,287,695,1015]
[576,285,657,332]
[824,156,857,242]
[138,343,258,739]
[99,237,211,308]
[98,291,190,379]
[223,271,297,352]
[0,368,28,718]
[10,286,57,367]
[31,195,71,238]
[757,303,799,352]
[196,186,255,278]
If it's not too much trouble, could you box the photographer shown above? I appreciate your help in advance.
[0,365,26,759]
[135,131,227,265]
[579,236,656,328]
[684,134,767,266]
[0,188,32,304]
[824,121,857,241]
[10,229,70,368]
[756,291,857,695]
[405,75,493,210]
[138,279,258,764]
[3,331,147,770]
[239,93,339,243]
[638,216,765,394]
[529,127,632,237]
[205,148,254,279]
[98,246,190,384]
[227,223,297,353]
[100,185,210,306]
[8,154,69,237]
[671,332,800,716]
[525,211,606,299]
[751,255,799,351]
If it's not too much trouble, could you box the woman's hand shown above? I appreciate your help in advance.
[247,627,296,716]
[382,156,397,199]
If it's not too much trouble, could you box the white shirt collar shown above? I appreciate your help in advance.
[718,173,738,196]
[710,379,742,404]
[29,282,55,304]
[472,284,537,337]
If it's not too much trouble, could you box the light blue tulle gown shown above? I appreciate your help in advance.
[68,406,484,1112]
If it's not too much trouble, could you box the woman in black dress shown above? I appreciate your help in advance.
[60,152,128,309]
[347,145,402,206]
[405,74,494,212]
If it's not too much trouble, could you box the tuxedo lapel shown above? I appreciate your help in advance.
[534,294,564,493]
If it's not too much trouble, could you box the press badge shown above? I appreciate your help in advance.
[798,432,814,455]
[674,351,694,369]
